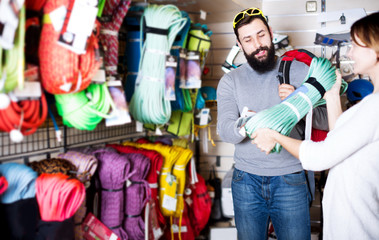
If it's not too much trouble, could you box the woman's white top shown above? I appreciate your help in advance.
[300,92,379,240]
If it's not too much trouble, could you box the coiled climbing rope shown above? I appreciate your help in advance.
[129,4,187,124]
[245,57,347,152]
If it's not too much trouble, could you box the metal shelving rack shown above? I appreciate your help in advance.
[0,117,145,163]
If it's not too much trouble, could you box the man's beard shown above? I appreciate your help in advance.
[243,43,276,73]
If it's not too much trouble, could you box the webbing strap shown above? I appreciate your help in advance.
[277,58,293,84]
[278,49,316,85]
[143,17,169,36]
[101,187,123,192]
[284,60,292,84]
[277,60,285,84]
[306,77,326,97]
[145,26,169,36]
[109,224,122,230]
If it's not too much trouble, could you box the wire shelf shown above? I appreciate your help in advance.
[0,118,144,162]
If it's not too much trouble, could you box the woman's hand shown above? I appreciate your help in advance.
[251,128,278,154]
[323,69,343,130]
[324,69,342,100]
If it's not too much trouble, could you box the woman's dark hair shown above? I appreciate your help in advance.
[350,12,379,57]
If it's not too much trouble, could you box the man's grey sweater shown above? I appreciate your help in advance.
[216,59,328,176]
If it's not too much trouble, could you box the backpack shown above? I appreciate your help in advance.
[185,173,212,237]
[206,166,226,222]
[277,49,315,84]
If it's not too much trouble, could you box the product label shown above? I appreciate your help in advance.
[162,194,177,212]
[57,0,98,54]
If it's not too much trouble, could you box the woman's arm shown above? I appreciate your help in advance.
[252,70,343,157]
[323,70,343,130]
[251,129,302,158]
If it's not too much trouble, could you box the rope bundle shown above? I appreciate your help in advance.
[29,158,77,178]
[0,163,39,240]
[33,153,93,240]
[35,173,85,222]
[129,4,188,124]
[58,150,98,184]
[99,0,131,76]
[245,57,347,152]
[0,5,25,93]
[35,173,84,240]
[0,5,46,143]
[0,163,37,204]
[122,141,193,240]
[38,0,101,94]
[93,148,132,240]
[108,144,166,226]
[122,142,181,216]
[0,91,48,142]
[107,144,163,201]
[170,146,193,218]
[123,152,151,240]
[57,150,98,240]
[55,83,115,130]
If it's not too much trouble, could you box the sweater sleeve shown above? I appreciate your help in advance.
[299,95,379,171]
[216,74,246,144]
[312,105,329,131]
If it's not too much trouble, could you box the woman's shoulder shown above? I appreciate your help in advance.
[353,92,379,117]
[361,92,379,104]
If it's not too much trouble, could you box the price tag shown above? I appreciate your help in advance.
[0,0,25,49]
[136,121,143,132]
[105,82,132,127]
[162,194,177,212]
[200,10,207,20]
[13,82,42,99]
[199,108,210,126]
[58,0,98,54]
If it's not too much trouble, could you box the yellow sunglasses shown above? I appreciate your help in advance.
[233,8,267,29]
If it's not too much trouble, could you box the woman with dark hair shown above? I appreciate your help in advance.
[252,12,379,239]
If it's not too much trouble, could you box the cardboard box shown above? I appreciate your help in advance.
[209,227,237,240]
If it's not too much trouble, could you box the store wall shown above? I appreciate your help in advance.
[1,0,377,182]
[195,0,379,180]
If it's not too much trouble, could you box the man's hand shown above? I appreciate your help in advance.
[278,84,295,100]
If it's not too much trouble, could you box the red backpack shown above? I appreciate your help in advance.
[165,172,212,239]
[278,49,328,141]
[186,173,212,237]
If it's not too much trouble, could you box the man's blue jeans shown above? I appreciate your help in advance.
[232,168,311,240]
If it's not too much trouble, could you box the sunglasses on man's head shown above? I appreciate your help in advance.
[233,8,267,29]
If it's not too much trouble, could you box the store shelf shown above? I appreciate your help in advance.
[0,118,144,162]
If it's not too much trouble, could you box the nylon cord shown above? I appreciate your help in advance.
[55,83,116,130]
[129,4,188,124]
[36,173,85,222]
[245,57,347,152]
[0,6,25,93]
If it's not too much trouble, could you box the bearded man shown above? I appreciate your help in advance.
[216,8,328,240]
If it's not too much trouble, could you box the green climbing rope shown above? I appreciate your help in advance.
[245,57,348,153]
